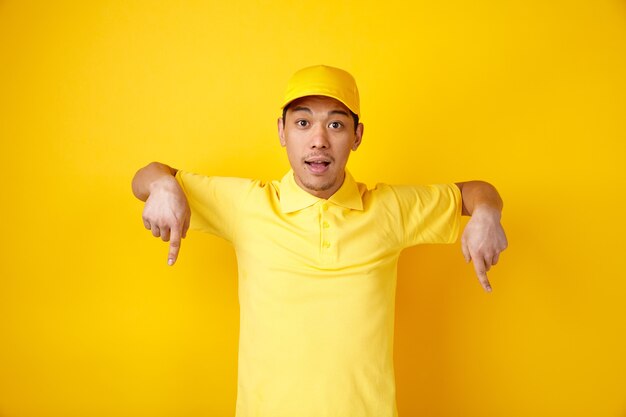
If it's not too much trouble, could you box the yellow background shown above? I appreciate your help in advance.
[1,1,625,416]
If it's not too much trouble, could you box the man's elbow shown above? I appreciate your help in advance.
[131,161,175,202]
[456,180,502,215]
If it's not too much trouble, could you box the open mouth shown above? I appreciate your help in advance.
[305,160,330,167]
[305,158,331,174]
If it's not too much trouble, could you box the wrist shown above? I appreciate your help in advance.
[471,205,502,222]
[148,174,179,195]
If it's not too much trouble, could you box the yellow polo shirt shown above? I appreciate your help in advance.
[175,169,462,417]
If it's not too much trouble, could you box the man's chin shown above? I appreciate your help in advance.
[301,178,334,192]
[293,169,345,197]
[295,173,335,194]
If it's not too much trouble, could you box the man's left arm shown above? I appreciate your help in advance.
[455,181,508,292]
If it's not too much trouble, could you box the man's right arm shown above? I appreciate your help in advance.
[132,162,191,266]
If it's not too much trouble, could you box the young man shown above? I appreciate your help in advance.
[132,65,507,417]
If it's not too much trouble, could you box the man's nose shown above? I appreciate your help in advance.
[310,124,329,148]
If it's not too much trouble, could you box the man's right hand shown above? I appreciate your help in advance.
[132,162,191,266]
[142,176,191,265]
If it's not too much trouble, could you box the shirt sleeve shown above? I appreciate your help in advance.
[175,170,253,242]
[388,183,463,248]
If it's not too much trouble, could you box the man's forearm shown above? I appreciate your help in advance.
[455,181,503,217]
[132,162,178,202]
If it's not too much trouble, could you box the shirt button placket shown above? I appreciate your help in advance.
[320,202,335,263]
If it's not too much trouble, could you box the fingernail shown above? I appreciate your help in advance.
[485,285,492,292]
[168,259,174,266]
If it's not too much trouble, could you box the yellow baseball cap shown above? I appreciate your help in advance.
[281,65,360,117]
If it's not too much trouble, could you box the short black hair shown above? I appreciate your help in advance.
[282,102,360,133]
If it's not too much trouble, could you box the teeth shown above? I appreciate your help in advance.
[305,159,330,166]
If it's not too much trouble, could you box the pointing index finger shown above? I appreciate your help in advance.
[168,228,182,266]
[473,258,492,292]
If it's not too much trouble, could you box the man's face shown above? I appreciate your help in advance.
[278,95,364,199]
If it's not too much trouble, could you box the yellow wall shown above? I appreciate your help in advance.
[1,1,625,416]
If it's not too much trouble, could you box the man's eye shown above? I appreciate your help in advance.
[297,120,308,127]
[329,121,343,129]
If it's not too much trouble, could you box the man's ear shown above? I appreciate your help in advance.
[277,117,286,147]
[352,123,364,151]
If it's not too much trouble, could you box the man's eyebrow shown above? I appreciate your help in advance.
[290,106,350,117]
[328,109,350,117]
[291,106,312,114]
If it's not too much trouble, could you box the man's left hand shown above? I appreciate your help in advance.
[461,206,508,292]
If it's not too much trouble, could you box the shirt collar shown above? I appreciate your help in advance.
[279,170,364,213]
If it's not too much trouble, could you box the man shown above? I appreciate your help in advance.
[132,65,507,417]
